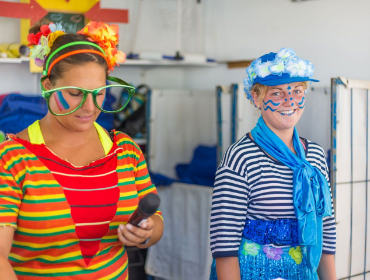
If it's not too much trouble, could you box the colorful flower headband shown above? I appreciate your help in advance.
[243,48,318,101]
[27,21,126,71]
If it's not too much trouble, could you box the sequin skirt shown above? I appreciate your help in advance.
[209,238,318,280]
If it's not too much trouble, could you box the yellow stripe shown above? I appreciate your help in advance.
[0,185,22,195]
[119,191,137,198]
[118,177,135,183]
[17,224,75,234]
[138,188,156,197]
[23,179,59,186]
[99,257,128,280]
[154,213,163,221]
[0,212,17,217]
[3,153,36,169]
[10,249,81,262]
[75,220,110,226]
[0,175,16,182]
[117,137,135,145]
[135,177,150,185]
[119,164,135,169]
[51,170,116,178]
[119,150,140,158]
[0,143,23,156]
[13,239,79,249]
[13,168,26,182]
[24,193,65,201]
[137,163,147,171]
[117,206,137,213]
[19,209,70,218]
[1,196,20,204]
[14,166,49,182]
[13,246,124,274]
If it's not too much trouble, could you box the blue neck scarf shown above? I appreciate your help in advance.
[251,116,332,274]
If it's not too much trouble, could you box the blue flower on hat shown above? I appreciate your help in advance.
[255,60,273,78]
[276,48,296,60]
[269,59,285,76]
[243,47,317,102]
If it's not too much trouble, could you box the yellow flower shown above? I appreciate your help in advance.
[289,246,303,265]
[48,31,65,48]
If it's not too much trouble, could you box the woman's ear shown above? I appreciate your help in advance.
[42,77,52,91]
[251,91,261,109]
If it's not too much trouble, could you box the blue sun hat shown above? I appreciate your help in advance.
[243,48,319,100]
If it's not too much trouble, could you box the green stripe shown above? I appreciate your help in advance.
[10,254,83,264]
[135,174,150,181]
[0,145,25,158]
[0,172,13,178]
[116,167,134,173]
[117,140,140,150]
[18,214,71,221]
[16,228,75,237]
[119,194,137,201]
[116,210,134,215]
[117,154,139,161]
[15,170,50,185]
[117,180,135,187]
[0,183,21,193]
[6,156,38,170]
[12,241,79,252]
[137,160,146,168]
[14,246,126,277]
[23,184,60,189]
[137,184,155,194]
[0,203,19,209]
[23,198,66,204]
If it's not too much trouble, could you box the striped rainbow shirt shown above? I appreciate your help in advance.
[0,131,161,279]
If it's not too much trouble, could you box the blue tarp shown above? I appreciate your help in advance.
[0,92,116,134]
[150,145,217,187]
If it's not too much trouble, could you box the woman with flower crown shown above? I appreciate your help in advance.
[209,48,336,280]
[0,20,163,280]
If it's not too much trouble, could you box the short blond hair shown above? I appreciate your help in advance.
[250,81,309,105]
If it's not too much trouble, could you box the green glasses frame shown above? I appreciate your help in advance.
[40,76,136,116]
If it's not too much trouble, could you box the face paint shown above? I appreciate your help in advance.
[298,97,306,109]
[287,86,291,90]
[263,100,280,112]
[54,90,70,111]
[101,96,106,109]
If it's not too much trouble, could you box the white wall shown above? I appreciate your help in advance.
[1,0,370,149]
[200,0,370,87]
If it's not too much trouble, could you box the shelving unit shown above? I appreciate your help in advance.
[0,57,218,67]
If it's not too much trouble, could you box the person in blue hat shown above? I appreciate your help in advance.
[209,48,336,280]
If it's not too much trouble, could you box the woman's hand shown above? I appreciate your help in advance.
[118,217,154,247]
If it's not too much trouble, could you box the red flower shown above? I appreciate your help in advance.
[27,24,52,47]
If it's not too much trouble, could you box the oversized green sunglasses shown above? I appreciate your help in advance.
[40,76,136,116]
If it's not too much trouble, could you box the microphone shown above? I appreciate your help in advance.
[128,193,161,227]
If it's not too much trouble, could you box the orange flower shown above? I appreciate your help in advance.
[77,21,125,70]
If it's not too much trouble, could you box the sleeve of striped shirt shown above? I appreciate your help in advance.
[135,151,162,218]
[210,165,249,258]
[0,162,22,228]
[315,146,336,254]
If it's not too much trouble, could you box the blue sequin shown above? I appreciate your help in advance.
[242,218,299,246]
[209,238,317,280]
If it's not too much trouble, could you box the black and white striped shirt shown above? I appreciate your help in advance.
[210,133,336,258]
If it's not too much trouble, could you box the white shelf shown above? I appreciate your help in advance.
[133,138,147,145]
[0,57,217,67]
[120,59,218,67]
[0,57,30,64]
